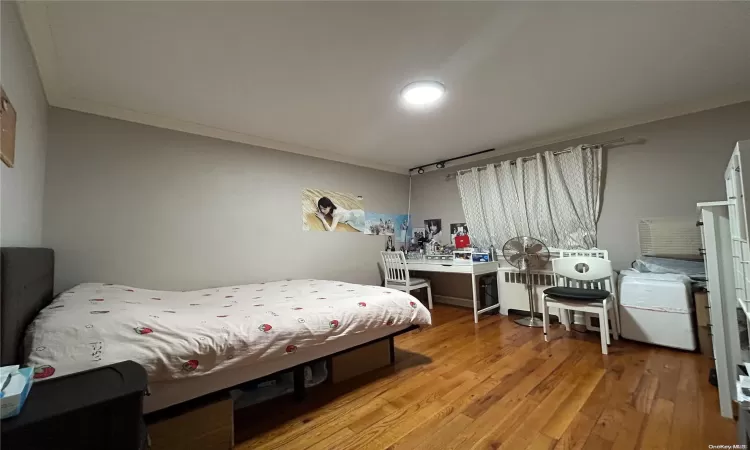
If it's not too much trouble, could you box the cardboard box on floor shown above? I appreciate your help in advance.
[331,339,392,383]
[697,325,714,358]
[694,291,714,358]
[695,291,710,327]
[148,396,233,450]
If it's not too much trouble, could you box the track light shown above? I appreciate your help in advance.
[417,167,425,174]
[436,162,446,169]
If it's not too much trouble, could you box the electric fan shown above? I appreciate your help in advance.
[502,236,551,327]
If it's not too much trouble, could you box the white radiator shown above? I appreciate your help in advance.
[497,267,555,316]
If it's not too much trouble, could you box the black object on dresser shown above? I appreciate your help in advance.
[2,361,148,450]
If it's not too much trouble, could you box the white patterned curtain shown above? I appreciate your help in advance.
[456,145,602,249]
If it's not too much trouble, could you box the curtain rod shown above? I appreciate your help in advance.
[447,137,625,179]
[408,147,497,174]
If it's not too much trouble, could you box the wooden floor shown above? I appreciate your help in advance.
[235,305,735,450]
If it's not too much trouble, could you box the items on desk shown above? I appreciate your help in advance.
[472,252,490,263]
[450,223,469,246]
[0,365,34,419]
[455,234,470,248]
[425,254,453,262]
[454,249,474,265]
[385,236,395,251]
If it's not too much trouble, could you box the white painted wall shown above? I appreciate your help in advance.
[43,109,410,292]
[410,102,750,274]
[0,1,48,246]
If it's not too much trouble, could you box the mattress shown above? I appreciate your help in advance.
[24,279,431,410]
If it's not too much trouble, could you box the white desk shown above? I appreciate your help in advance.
[404,260,500,323]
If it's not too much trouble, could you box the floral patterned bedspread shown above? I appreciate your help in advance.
[25,280,432,382]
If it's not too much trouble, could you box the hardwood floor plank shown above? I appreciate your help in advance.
[609,406,646,450]
[495,357,599,450]
[410,413,474,450]
[465,400,540,450]
[543,366,605,439]
[347,400,399,433]
[638,398,675,450]
[233,305,735,450]
[697,359,736,448]
[463,357,546,419]
[552,412,597,450]
[342,399,447,450]
[668,356,701,450]
[648,350,682,402]
[579,347,649,419]
[303,427,355,450]
[589,407,624,443]
[629,373,659,414]
[581,433,614,450]
[526,433,558,450]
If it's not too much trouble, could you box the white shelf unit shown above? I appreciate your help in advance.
[725,141,750,353]
[705,139,750,419]
[698,201,744,419]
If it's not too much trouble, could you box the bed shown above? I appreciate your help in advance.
[1,248,431,413]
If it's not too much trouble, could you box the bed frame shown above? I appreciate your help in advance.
[0,247,418,422]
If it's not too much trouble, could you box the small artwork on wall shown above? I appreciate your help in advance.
[396,214,410,242]
[450,223,468,245]
[424,219,443,242]
[364,212,396,236]
[412,227,426,242]
[364,213,410,240]
[301,188,365,232]
[0,88,17,168]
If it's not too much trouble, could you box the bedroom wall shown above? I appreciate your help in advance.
[43,109,410,292]
[410,101,750,298]
[0,1,48,246]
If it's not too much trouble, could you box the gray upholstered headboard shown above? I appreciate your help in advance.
[0,247,54,366]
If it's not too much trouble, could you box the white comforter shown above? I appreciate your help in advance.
[25,280,431,382]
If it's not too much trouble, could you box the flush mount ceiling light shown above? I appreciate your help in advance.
[400,81,445,107]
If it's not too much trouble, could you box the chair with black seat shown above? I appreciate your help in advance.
[542,256,619,354]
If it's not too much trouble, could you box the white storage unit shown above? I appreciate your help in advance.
[697,202,742,419]
[618,270,696,350]
[696,140,750,420]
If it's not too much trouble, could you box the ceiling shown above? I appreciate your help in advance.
[19,1,750,173]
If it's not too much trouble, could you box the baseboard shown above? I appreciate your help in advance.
[434,295,473,308]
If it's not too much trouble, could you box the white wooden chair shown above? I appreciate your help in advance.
[542,256,620,354]
[556,249,619,332]
[381,251,433,309]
